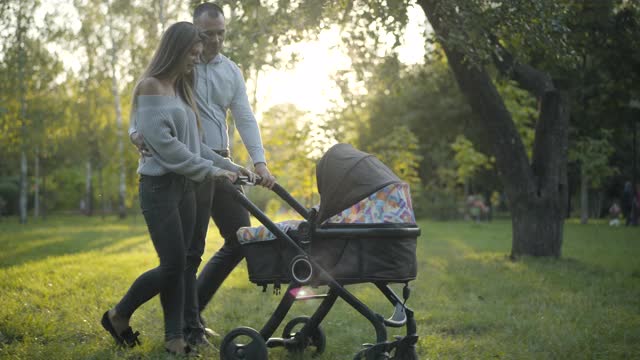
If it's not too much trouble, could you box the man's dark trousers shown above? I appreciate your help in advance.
[193,177,250,315]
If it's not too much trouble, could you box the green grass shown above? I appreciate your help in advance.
[0,215,639,359]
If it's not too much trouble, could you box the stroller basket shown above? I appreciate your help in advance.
[241,222,418,285]
[238,181,418,285]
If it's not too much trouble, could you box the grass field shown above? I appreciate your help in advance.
[0,215,638,359]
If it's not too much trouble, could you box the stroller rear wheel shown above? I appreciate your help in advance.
[282,316,326,355]
[220,326,267,360]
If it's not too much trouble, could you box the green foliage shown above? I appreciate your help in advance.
[419,0,574,69]
[496,80,537,158]
[569,130,618,188]
[368,125,422,187]
[415,184,460,220]
[42,165,86,211]
[243,103,321,208]
[450,135,494,184]
[0,177,19,215]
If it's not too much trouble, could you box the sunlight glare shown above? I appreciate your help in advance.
[255,25,351,116]
[256,5,427,116]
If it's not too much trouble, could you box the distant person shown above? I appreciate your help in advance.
[467,194,488,222]
[101,22,254,355]
[129,2,277,347]
[608,201,621,226]
[621,181,634,226]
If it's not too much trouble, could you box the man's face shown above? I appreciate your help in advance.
[194,13,225,59]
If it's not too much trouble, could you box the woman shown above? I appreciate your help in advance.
[100,21,253,355]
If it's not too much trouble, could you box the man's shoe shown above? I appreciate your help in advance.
[203,327,220,338]
[198,315,220,338]
[187,330,216,350]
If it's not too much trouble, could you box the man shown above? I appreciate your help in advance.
[130,2,276,348]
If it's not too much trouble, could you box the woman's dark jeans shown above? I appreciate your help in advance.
[115,173,196,341]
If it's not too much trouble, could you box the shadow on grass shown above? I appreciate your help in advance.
[0,216,148,268]
[423,242,640,356]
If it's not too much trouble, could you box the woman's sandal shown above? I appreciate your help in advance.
[120,327,141,348]
[101,311,141,348]
[101,311,124,346]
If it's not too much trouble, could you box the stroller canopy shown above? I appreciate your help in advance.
[316,143,402,224]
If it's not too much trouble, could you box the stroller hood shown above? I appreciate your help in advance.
[316,143,402,223]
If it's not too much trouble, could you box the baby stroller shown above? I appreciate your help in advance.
[221,144,420,360]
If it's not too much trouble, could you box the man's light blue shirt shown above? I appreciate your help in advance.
[194,54,266,165]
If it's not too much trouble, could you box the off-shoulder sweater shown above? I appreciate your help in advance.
[134,95,240,182]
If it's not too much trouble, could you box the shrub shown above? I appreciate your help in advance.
[0,178,19,216]
[414,186,461,221]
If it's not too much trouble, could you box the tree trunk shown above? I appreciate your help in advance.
[42,173,46,219]
[511,200,564,257]
[580,168,589,224]
[33,147,39,219]
[420,0,569,257]
[17,9,28,224]
[511,90,568,258]
[19,152,27,223]
[99,166,106,219]
[595,191,603,219]
[85,159,93,216]
[108,12,127,219]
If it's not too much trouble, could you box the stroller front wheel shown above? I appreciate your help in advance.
[282,316,326,356]
[220,326,267,360]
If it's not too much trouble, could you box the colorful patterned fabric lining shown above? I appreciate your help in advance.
[324,182,415,224]
[236,183,415,243]
[237,219,303,244]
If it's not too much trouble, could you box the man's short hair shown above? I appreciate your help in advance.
[194,3,224,20]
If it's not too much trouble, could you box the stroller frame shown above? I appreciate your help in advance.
[220,182,420,360]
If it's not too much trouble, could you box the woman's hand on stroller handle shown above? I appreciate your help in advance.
[233,167,258,185]
[235,175,259,186]
[233,166,277,188]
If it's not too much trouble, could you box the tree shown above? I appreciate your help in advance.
[415,0,573,257]
[569,3,640,212]
[258,104,319,206]
[569,131,617,223]
[67,0,188,217]
[16,4,31,223]
[1,0,67,222]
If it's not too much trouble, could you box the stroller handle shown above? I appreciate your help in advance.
[270,183,311,219]
[230,177,311,220]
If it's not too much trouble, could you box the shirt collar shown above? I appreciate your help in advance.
[200,53,222,65]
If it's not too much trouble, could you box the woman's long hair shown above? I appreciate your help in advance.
[131,21,202,129]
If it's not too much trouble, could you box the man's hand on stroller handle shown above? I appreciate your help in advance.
[254,163,276,189]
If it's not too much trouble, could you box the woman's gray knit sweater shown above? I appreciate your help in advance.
[134,95,240,182]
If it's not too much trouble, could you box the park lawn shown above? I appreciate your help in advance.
[0,215,638,359]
